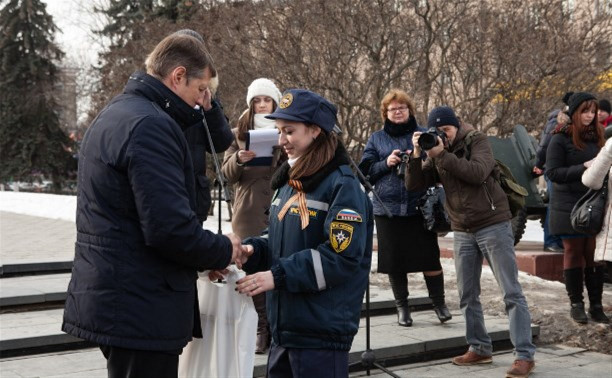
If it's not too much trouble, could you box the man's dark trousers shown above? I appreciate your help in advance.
[100,345,181,378]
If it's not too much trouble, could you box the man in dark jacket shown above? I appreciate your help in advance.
[184,91,233,223]
[406,106,536,378]
[175,29,233,224]
[62,32,244,378]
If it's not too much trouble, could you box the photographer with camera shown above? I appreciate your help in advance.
[358,89,451,328]
[406,106,535,378]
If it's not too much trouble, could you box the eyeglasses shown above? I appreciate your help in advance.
[387,106,408,113]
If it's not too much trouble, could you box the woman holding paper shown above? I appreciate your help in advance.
[222,78,284,354]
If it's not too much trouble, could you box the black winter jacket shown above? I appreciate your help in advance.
[535,109,561,170]
[183,100,233,223]
[62,72,233,351]
[546,132,600,235]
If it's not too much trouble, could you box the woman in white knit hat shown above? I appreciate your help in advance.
[222,78,284,354]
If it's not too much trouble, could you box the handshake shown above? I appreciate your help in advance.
[225,233,254,270]
[209,233,273,296]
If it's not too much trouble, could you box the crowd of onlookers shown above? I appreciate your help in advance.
[57,29,611,378]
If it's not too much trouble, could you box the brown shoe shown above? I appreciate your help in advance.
[451,350,492,366]
[506,359,535,378]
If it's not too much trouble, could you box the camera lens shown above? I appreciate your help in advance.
[418,133,438,150]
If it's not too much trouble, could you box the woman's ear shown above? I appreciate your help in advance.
[312,126,322,140]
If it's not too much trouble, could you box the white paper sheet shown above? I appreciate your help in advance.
[246,129,279,157]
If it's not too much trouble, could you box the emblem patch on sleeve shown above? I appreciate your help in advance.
[336,209,362,222]
[330,221,353,253]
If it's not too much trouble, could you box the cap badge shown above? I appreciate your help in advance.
[279,93,293,109]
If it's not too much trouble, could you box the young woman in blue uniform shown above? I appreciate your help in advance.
[235,89,374,378]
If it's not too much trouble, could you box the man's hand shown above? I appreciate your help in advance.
[236,271,274,296]
[201,88,213,111]
[386,149,401,167]
[225,233,243,266]
[426,136,445,158]
[208,269,229,281]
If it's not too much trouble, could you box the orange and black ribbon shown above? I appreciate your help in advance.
[277,179,309,229]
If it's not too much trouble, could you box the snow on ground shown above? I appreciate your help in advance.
[0,191,546,241]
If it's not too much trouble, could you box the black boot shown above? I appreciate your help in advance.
[424,273,452,323]
[389,273,412,327]
[584,266,610,324]
[564,268,588,324]
[253,293,270,354]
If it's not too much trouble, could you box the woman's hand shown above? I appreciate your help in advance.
[386,149,401,167]
[236,271,274,296]
[237,150,256,164]
[412,132,422,157]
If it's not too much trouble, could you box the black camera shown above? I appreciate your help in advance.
[418,127,447,151]
[395,152,410,178]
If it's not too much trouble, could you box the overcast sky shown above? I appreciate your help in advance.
[41,0,103,66]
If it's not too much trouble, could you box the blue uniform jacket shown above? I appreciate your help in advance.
[243,145,373,351]
[359,125,427,216]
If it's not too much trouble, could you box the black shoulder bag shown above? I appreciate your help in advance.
[571,175,609,235]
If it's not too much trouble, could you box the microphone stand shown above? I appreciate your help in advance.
[341,134,398,377]
[201,109,232,235]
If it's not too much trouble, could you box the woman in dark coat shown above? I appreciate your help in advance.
[358,89,451,327]
[546,92,607,324]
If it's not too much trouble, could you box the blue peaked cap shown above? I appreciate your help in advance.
[265,89,338,133]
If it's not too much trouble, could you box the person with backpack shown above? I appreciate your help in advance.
[406,106,536,378]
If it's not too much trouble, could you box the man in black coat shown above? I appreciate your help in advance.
[184,91,233,224]
[62,32,244,378]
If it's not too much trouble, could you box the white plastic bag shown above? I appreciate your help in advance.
[179,266,257,378]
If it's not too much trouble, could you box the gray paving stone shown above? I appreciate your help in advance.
[353,346,612,378]
[0,274,70,306]
[0,309,539,376]
[0,212,76,267]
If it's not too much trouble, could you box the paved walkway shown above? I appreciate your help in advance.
[0,310,540,377]
[352,345,612,378]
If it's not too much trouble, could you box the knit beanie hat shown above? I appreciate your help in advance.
[427,106,460,129]
[562,91,574,105]
[599,99,611,114]
[246,78,282,107]
[568,92,596,117]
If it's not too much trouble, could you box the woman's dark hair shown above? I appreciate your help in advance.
[236,100,277,141]
[290,125,337,179]
[569,99,604,149]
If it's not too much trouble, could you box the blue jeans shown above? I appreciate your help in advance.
[454,221,536,361]
[544,177,563,248]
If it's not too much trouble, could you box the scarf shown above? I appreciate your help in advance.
[553,123,600,142]
[272,144,351,229]
[254,114,277,129]
[383,116,417,137]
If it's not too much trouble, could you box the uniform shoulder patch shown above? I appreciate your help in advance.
[336,208,362,223]
[330,221,353,253]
